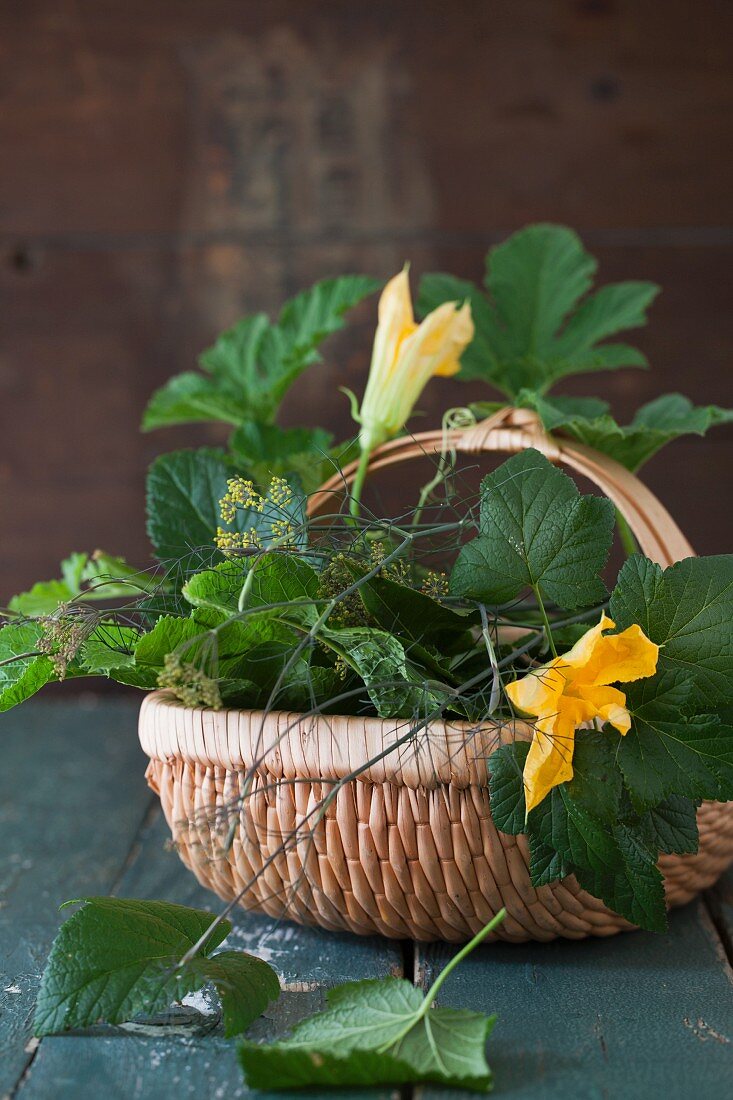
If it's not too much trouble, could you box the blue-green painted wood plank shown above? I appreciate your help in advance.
[416,900,733,1099]
[13,707,403,1100]
[0,699,151,1095]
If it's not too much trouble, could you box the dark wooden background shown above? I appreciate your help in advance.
[2,0,732,604]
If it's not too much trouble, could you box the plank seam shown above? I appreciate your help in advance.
[2,226,733,253]
[703,887,733,972]
[6,794,160,1099]
[106,794,161,898]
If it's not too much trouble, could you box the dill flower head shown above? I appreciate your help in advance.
[157,652,222,710]
[38,604,94,680]
[215,476,298,555]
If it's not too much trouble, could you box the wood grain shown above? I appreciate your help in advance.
[1,701,402,1099]
[0,700,153,1094]
[0,1,731,603]
[415,896,733,1098]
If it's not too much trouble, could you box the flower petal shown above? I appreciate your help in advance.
[505,660,567,718]
[523,715,577,814]
[587,624,659,687]
[563,613,616,669]
[377,268,415,331]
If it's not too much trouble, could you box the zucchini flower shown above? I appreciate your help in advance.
[354,268,474,454]
[505,614,658,813]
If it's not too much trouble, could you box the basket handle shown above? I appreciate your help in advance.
[307,406,694,568]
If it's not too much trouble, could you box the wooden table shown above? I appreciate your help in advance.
[2,701,732,1099]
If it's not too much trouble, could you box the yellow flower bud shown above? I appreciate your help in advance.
[355,268,474,451]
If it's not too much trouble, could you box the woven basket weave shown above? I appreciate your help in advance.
[139,408,733,942]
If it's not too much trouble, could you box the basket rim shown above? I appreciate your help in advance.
[138,690,532,789]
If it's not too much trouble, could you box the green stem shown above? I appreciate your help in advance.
[349,446,372,518]
[422,908,507,1011]
[412,453,449,532]
[533,585,558,658]
[616,509,638,557]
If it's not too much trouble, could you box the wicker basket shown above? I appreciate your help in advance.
[139,408,733,942]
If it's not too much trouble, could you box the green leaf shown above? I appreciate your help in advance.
[488,741,530,835]
[143,277,378,430]
[0,623,55,712]
[527,786,623,877]
[246,553,320,620]
[8,580,73,617]
[81,624,158,689]
[183,950,280,1039]
[354,571,476,649]
[527,392,733,472]
[610,554,733,709]
[618,678,733,809]
[134,612,302,695]
[528,833,571,887]
[528,788,667,930]
[182,561,247,617]
[8,551,154,616]
[146,448,239,564]
[515,391,611,431]
[450,449,614,608]
[636,795,699,856]
[489,741,667,929]
[134,616,205,670]
[321,626,446,719]
[566,729,623,822]
[229,421,336,492]
[142,370,255,430]
[146,448,305,564]
[34,897,279,1038]
[239,977,496,1092]
[574,826,667,933]
[419,225,657,398]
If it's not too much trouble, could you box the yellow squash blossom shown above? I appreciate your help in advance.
[505,614,658,814]
[355,268,474,453]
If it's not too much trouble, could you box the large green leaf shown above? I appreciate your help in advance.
[524,391,733,472]
[528,786,667,931]
[450,449,614,609]
[142,369,256,430]
[239,977,496,1092]
[418,225,657,397]
[143,276,378,430]
[610,554,733,709]
[245,552,320,619]
[565,729,624,822]
[34,897,279,1038]
[573,826,666,933]
[618,677,733,809]
[636,794,699,856]
[0,623,55,712]
[182,561,248,617]
[147,449,239,563]
[528,785,623,876]
[146,448,305,565]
